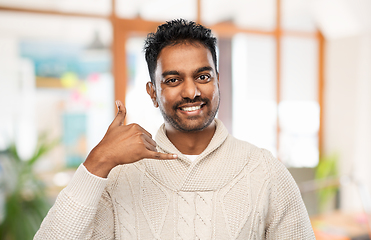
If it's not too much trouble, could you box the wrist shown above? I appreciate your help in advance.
[84,148,116,178]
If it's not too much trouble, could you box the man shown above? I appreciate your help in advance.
[35,19,315,239]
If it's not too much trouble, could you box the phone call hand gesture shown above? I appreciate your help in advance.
[84,100,178,178]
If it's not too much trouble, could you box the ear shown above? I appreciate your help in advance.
[146,82,159,108]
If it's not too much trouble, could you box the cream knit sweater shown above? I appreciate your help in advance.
[35,119,315,239]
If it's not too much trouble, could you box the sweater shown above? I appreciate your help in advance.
[35,119,315,239]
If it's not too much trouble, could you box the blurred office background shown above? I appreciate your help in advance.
[0,0,370,239]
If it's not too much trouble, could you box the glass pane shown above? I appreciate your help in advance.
[201,0,276,30]
[116,0,196,22]
[0,0,111,15]
[280,36,319,167]
[0,12,114,170]
[278,101,319,167]
[125,37,164,137]
[281,0,316,31]
[201,0,239,25]
[232,34,277,154]
[281,37,318,101]
[233,0,276,31]
[21,40,114,167]
[0,37,19,151]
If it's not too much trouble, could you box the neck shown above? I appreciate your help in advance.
[165,121,216,155]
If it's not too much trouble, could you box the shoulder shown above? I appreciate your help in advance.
[223,135,263,159]
[251,148,302,204]
[254,146,295,186]
[224,135,272,164]
[231,142,302,207]
[226,136,291,181]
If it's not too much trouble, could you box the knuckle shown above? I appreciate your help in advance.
[131,123,140,129]
[127,123,136,129]
[129,124,143,133]
[134,131,144,139]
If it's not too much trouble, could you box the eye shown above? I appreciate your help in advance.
[164,78,180,85]
[197,74,211,82]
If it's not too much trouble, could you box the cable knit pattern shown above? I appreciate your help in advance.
[177,192,195,240]
[194,192,213,240]
[176,191,213,240]
[35,119,315,240]
[221,172,251,239]
[140,173,170,238]
[112,168,136,239]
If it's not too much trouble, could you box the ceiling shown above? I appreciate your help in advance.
[0,0,370,43]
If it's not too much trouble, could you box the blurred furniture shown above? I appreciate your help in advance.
[311,211,370,240]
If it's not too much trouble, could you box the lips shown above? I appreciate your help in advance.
[173,97,210,113]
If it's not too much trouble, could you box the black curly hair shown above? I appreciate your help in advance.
[144,19,218,85]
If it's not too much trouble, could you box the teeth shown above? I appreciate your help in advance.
[181,105,201,112]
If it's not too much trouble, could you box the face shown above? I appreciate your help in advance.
[147,42,220,133]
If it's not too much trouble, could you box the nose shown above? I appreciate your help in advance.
[181,78,201,99]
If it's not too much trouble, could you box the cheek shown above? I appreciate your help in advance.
[158,88,179,106]
[210,83,220,101]
[156,85,167,104]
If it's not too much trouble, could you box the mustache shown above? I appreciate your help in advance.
[173,96,210,110]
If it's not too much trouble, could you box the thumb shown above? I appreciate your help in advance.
[114,100,126,126]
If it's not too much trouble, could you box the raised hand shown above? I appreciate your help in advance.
[83,100,178,178]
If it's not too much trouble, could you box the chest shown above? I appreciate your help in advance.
[110,168,270,240]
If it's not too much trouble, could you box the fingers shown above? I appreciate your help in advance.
[114,100,126,126]
[141,135,177,160]
[142,136,157,152]
[142,131,156,146]
[135,124,153,139]
[147,150,178,160]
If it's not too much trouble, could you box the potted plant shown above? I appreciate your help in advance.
[315,153,339,213]
[0,133,58,240]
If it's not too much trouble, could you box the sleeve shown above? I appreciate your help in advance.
[264,151,315,240]
[34,164,115,240]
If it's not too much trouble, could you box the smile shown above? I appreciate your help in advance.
[181,105,201,112]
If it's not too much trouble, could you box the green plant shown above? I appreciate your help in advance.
[315,153,339,213]
[0,133,59,240]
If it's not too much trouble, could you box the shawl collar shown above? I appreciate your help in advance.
[155,118,229,160]
[139,119,230,191]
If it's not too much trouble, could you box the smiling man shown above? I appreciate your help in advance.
[35,19,315,239]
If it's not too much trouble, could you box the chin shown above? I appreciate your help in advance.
[177,124,207,132]
[171,117,215,132]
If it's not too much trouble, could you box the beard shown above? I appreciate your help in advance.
[159,96,220,132]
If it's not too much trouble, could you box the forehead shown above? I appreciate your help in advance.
[156,42,215,74]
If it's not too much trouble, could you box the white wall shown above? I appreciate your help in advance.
[313,0,371,212]
[0,36,19,150]
[324,34,371,211]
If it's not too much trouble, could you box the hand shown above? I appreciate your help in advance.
[83,100,178,178]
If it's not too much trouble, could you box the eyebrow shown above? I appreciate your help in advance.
[162,70,180,78]
[194,66,213,74]
[162,66,214,78]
